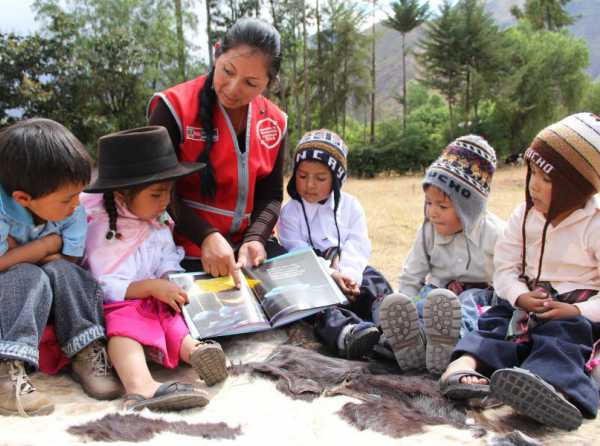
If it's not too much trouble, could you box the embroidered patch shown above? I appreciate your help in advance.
[256,118,282,149]
[186,126,218,142]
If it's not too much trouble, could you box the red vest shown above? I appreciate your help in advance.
[147,75,287,259]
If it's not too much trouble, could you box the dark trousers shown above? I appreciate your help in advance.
[314,266,389,352]
[0,259,105,367]
[452,300,600,417]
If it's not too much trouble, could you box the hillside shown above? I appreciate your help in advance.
[372,0,600,119]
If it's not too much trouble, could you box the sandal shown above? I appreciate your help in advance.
[190,340,228,386]
[423,289,462,375]
[379,293,426,371]
[439,369,490,400]
[491,367,583,431]
[123,381,209,412]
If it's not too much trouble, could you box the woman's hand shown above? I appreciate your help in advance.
[201,232,242,287]
[237,240,266,269]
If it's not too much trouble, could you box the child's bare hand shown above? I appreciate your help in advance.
[515,290,552,313]
[40,234,63,256]
[6,236,18,250]
[153,280,189,313]
[332,272,360,300]
[536,301,581,320]
[39,253,64,264]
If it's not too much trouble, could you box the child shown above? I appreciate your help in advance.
[379,135,504,375]
[82,126,228,411]
[277,129,391,359]
[441,113,600,431]
[0,118,121,417]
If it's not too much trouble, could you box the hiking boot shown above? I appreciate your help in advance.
[0,360,54,416]
[341,322,381,360]
[189,340,228,386]
[71,341,123,400]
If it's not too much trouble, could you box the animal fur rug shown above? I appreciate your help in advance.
[1,322,599,446]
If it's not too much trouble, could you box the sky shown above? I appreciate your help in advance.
[0,0,450,61]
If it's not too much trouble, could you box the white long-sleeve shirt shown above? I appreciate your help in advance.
[277,192,371,283]
[493,197,600,321]
[398,211,505,297]
[98,225,185,302]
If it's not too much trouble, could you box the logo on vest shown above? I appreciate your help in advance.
[186,126,219,142]
[256,118,282,150]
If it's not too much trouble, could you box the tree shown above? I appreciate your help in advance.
[418,1,462,135]
[385,0,429,131]
[174,0,186,81]
[453,0,502,126]
[511,0,574,31]
[493,21,589,154]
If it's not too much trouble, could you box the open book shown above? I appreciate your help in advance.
[169,248,348,339]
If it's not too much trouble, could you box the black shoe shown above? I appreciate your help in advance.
[343,324,381,359]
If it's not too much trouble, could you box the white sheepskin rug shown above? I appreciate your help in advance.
[1,328,598,446]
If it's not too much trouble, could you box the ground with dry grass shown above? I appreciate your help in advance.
[342,165,526,286]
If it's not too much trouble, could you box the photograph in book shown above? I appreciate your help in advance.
[169,249,348,339]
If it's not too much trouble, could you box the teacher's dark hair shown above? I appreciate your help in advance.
[197,17,281,198]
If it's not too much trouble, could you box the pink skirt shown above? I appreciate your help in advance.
[104,299,190,368]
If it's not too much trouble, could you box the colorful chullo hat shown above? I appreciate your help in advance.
[520,112,600,285]
[287,129,349,210]
[524,112,600,220]
[423,135,497,233]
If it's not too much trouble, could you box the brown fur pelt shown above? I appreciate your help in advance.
[231,344,470,438]
[67,413,242,442]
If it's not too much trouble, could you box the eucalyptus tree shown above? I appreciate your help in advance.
[384,0,429,130]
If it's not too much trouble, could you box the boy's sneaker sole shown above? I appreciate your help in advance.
[379,293,425,371]
[423,289,461,375]
[491,367,583,431]
[190,341,228,386]
[345,326,381,360]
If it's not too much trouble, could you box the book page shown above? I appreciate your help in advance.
[169,272,270,339]
[244,249,347,326]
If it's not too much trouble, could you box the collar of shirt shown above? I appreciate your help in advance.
[300,193,335,222]
[529,194,600,231]
[0,184,34,226]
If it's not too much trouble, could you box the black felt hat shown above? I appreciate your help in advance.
[86,126,204,193]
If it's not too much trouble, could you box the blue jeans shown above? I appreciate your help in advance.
[414,284,494,338]
[0,260,106,367]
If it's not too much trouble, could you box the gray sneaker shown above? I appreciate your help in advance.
[379,293,426,371]
[189,340,228,386]
[423,289,462,375]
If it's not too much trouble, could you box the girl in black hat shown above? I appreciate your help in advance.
[82,126,228,411]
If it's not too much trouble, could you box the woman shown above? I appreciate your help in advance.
[148,18,286,286]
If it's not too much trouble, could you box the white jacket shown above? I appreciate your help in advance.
[277,192,371,283]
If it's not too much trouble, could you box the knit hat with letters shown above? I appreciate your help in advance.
[423,134,497,233]
[524,112,600,220]
[287,128,349,211]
